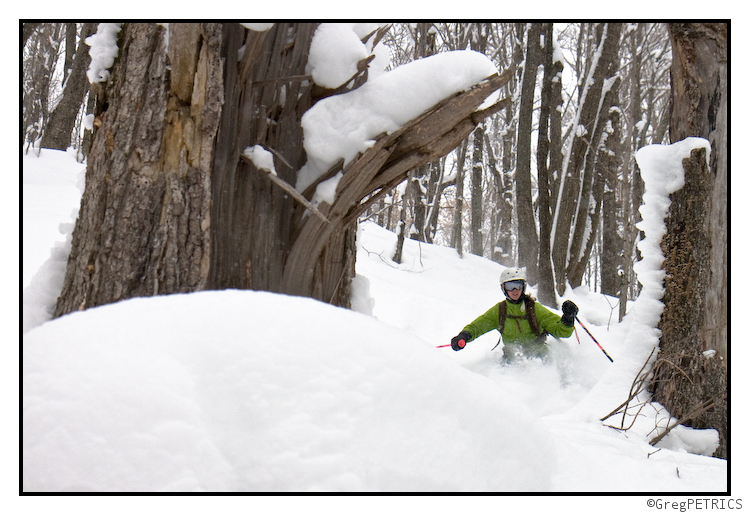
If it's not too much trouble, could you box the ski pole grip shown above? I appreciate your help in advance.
[458,339,466,348]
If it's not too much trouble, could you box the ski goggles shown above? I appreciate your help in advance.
[503,280,525,292]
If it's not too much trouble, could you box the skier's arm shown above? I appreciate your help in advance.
[535,303,575,339]
[461,303,501,342]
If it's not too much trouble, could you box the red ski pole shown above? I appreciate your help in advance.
[576,316,613,362]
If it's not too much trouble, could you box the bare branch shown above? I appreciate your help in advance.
[649,394,724,447]
[601,346,656,424]
[240,153,330,224]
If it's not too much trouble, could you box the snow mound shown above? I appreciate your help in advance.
[23,290,555,492]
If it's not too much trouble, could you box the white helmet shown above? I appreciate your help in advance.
[500,267,526,297]
[500,267,526,284]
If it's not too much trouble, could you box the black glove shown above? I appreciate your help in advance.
[451,331,471,351]
[561,300,579,327]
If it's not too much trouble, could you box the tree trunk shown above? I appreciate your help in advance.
[600,99,623,298]
[207,23,317,296]
[495,102,515,266]
[55,23,222,316]
[535,23,560,307]
[651,22,727,459]
[515,23,542,283]
[470,122,485,256]
[405,23,438,246]
[469,24,489,258]
[424,159,446,244]
[41,23,97,151]
[409,165,429,243]
[451,139,469,257]
[392,205,407,265]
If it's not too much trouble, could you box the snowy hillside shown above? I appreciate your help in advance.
[22,148,728,494]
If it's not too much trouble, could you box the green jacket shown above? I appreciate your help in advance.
[462,296,574,348]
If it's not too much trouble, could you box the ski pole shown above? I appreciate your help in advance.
[436,344,451,348]
[576,316,614,363]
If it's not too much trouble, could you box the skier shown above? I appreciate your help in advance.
[450,267,579,361]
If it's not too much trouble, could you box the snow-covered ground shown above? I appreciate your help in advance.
[22,148,729,497]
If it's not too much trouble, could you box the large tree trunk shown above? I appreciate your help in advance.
[566,70,622,288]
[651,23,727,459]
[56,22,514,318]
[207,23,318,296]
[55,23,221,316]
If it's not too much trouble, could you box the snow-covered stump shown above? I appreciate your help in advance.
[650,145,727,459]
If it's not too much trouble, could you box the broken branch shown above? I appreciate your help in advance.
[240,153,330,224]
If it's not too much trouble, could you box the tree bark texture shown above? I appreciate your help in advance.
[668,22,728,357]
[651,23,727,459]
[56,23,223,316]
[651,148,726,459]
[208,23,318,297]
[566,71,622,288]
[493,103,515,266]
[469,25,488,258]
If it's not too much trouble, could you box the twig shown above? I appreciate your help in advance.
[649,394,724,447]
[360,245,430,273]
[252,74,312,86]
[601,346,656,424]
[652,356,695,386]
[263,145,294,170]
[240,153,330,224]
[603,295,619,330]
